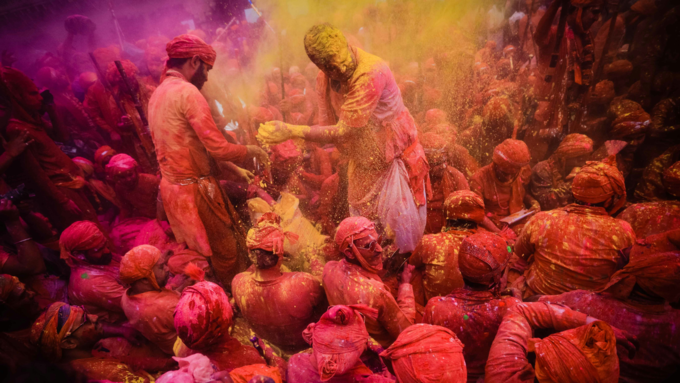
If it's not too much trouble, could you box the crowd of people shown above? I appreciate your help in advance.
[0,0,679,382]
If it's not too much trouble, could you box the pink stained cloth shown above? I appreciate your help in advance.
[322,259,415,347]
[423,289,521,382]
[110,216,152,255]
[166,34,216,67]
[540,290,680,383]
[232,270,326,353]
[68,260,126,323]
[174,281,233,352]
[148,69,247,259]
[514,204,635,296]
[121,288,180,355]
[287,351,380,383]
[246,212,298,257]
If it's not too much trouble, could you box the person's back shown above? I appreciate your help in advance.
[515,205,634,296]
[232,270,325,353]
[617,200,680,238]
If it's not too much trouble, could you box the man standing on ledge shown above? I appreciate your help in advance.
[148,34,268,288]
[259,23,429,253]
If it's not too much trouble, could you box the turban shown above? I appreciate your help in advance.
[0,274,20,302]
[156,354,215,383]
[105,59,138,86]
[94,145,117,168]
[459,232,511,285]
[334,216,377,265]
[444,190,485,223]
[483,96,514,129]
[553,134,594,159]
[92,46,122,69]
[120,245,162,289]
[589,80,616,107]
[302,305,378,381]
[77,72,98,91]
[572,161,626,213]
[503,45,516,56]
[380,324,466,383]
[72,157,94,178]
[420,132,448,166]
[246,213,298,261]
[609,102,650,140]
[663,161,680,198]
[174,281,233,352]
[59,221,108,265]
[601,251,680,303]
[30,302,87,362]
[166,34,217,67]
[270,140,302,164]
[493,139,531,172]
[534,321,619,383]
[105,153,138,179]
[229,365,283,383]
[424,109,447,128]
[250,107,274,126]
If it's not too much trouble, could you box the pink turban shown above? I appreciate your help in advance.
[380,324,466,383]
[302,305,378,381]
[105,153,138,179]
[334,217,375,250]
[174,281,233,352]
[166,34,216,67]
[246,213,298,259]
[120,245,162,289]
[94,146,117,168]
[60,221,108,265]
[72,157,94,178]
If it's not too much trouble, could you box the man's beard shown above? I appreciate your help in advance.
[190,62,208,90]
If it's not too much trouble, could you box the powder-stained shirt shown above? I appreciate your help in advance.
[68,263,126,323]
[515,204,635,296]
[617,201,680,238]
[121,289,180,355]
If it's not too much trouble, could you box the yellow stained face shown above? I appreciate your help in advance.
[321,44,354,82]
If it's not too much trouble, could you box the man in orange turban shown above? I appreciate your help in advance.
[423,231,516,381]
[288,305,392,382]
[148,34,268,290]
[409,191,484,311]
[514,161,635,297]
[530,133,594,210]
[174,281,269,371]
[471,139,538,233]
[486,302,636,383]
[60,221,126,323]
[323,216,416,347]
[380,324,466,383]
[232,213,327,354]
[540,251,680,382]
[30,302,153,382]
[120,245,179,354]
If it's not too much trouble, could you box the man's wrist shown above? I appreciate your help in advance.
[288,124,310,139]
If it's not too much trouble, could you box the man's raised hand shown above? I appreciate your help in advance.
[257,121,294,145]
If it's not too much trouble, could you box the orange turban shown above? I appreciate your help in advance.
[380,324,466,383]
[105,59,138,86]
[483,96,514,129]
[554,134,594,159]
[601,251,680,303]
[302,305,378,381]
[534,321,619,383]
[72,157,94,178]
[166,34,216,67]
[420,132,448,165]
[174,281,233,352]
[120,245,162,289]
[493,139,531,172]
[663,161,680,198]
[105,153,138,179]
[572,161,626,213]
[30,302,88,362]
[59,221,108,266]
[459,232,511,286]
[444,190,485,223]
[0,274,20,302]
[94,145,117,168]
[246,213,298,260]
[229,365,283,383]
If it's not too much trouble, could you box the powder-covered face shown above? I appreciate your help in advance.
[319,45,355,82]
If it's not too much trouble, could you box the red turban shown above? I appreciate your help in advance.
[302,305,378,381]
[174,281,233,352]
[334,216,375,250]
[553,133,594,159]
[105,153,138,179]
[59,221,107,266]
[572,161,626,213]
[0,274,20,302]
[94,146,117,168]
[105,59,138,86]
[30,302,88,362]
[166,34,216,67]
[534,321,619,383]
[270,140,302,163]
[72,157,94,178]
[493,139,531,171]
[601,251,680,303]
[459,232,511,285]
[663,161,680,198]
[444,190,485,223]
[483,96,514,129]
[380,324,466,383]
[120,245,162,289]
[246,213,298,261]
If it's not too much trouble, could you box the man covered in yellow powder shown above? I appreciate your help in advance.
[259,23,429,253]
